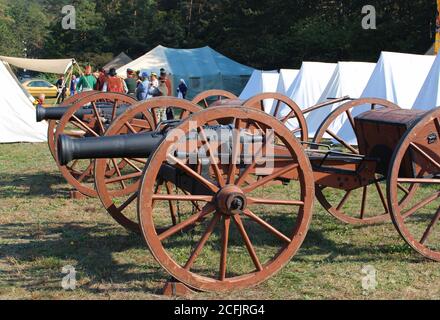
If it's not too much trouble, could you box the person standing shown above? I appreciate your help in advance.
[177,79,188,99]
[55,75,67,103]
[136,72,150,101]
[148,72,160,98]
[96,68,107,91]
[125,68,137,96]
[77,65,97,92]
[160,68,172,96]
[102,68,128,93]
[70,75,77,96]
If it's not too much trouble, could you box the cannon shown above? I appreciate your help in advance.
[56,98,440,293]
[37,90,238,199]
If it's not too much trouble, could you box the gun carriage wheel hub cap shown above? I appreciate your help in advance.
[215,185,247,216]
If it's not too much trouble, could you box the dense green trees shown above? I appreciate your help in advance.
[0,0,436,69]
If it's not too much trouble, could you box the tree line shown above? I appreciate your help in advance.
[0,0,436,70]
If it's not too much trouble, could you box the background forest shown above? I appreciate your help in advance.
[0,0,436,69]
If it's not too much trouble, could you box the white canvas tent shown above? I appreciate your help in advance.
[0,61,47,143]
[275,69,299,95]
[413,53,440,110]
[286,62,337,110]
[306,62,376,137]
[360,52,435,109]
[334,52,435,144]
[0,56,74,74]
[117,45,254,99]
[239,70,279,112]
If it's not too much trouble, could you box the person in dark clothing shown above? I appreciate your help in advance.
[125,68,137,96]
[177,79,188,99]
[55,75,67,103]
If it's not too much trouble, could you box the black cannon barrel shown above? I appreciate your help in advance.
[58,132,165,165]
[36,103,131,122]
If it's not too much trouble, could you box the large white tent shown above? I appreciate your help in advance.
[275,69,299,96]
[286,62,337,110]
[239,70,279,112]
[0,61,47,143]
[334,52,435,144]
[117,45,254,99]
[306,62,376,137]
[413,53,440,110]
[360,52,435,109]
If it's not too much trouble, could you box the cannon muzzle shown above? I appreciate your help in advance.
[58,132,165,165]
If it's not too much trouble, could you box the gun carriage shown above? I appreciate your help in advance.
[53,93,440,292]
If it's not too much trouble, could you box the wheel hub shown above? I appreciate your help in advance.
[215,185,247,216]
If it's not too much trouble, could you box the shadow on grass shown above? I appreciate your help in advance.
[0,222,168,295]
[0,173,71,198]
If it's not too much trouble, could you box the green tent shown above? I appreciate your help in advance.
[117,45,254,99]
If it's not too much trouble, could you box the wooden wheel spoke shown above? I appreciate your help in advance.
[273,100,282,118]
[247,197,304,206]
[374,182,389,213]
[199,127,226,187]
[152,194,214,202]
[77,162,94,182]
[397,178,440,184]
[71,115,100,137]
[420,207,440,245]
[243,163,299,193]
[168,155,219,193]
[325,129,358,154]
[158,204,215,241]
[397,183,411,196]
[184,213,221,270]
[118,192,138,212]
[409,143,440,170]
[280,110,295,123]
[125,122,138,134]
[346,110,355,131]
[111,159,126,189]
[243,209,291,244]
[228,119,242,184]
[105,171,143,184]
[236,129,274,186]
[164,182,178,225]
[360,186,368,219]
[402,192,440,218]
[122,158,143,173]
[91,102,105,133]
[337,190,352,211]
[220,216,231,280]
[232,215,263,272]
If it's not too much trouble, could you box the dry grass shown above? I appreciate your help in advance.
[0,143,439,300]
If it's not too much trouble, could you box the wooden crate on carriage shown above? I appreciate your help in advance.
[354,108,427,176]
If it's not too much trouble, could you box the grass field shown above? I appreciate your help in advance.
[0,142,439,300]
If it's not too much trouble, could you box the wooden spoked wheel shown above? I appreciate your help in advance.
[47,91,99,161]
[192,90,238,108]
[243,93,308,142]
[54,92,138,197]
[312,98,417,225]
[388,108,440,261]
[138,106,314,292]
[94,97,203,233]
